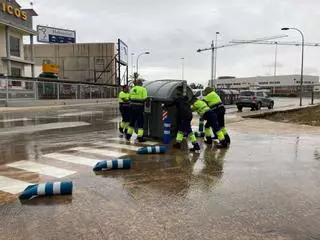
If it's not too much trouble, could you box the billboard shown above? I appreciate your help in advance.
[118,39,128,65]
[37,25,76,44]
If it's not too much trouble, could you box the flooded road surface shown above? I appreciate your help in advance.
[0,104,320,240]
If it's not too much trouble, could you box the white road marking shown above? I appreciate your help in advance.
[0,118,31,123]
[70,147,126,158]
[58,111,103,117]
[44,153,100,167]
[0,122,90,136]
[96,142,140,151]
[107,137,159,146]
[0,176,32,194]
[7,161,76,178]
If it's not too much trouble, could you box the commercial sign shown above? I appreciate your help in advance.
[0,0,34,33]
[1,1,27,20]
[37,25,76,44]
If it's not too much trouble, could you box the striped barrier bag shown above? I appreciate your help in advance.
[19,181,73,200]
[93,159,132,171]
[137,145,168,155]
[163,110,172,144]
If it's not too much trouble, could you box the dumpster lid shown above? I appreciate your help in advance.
[144,79,192,101]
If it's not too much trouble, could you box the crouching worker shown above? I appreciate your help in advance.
[165,91,200,152]
[118,85,130,134]
[190,97,228,148]
[126,79,148,142]
[203,87,230,145]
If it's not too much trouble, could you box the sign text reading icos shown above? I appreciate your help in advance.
[1,3,27,21]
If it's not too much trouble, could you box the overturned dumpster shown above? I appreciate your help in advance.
[143,80,193,139]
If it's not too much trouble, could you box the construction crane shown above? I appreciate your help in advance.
[229,39,320,93]
[196,34,288,88]
[230,40,320,47]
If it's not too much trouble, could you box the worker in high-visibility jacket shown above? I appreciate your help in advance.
[163,88,200,151]
[126,79,148,142]
[203,87,230,145]
[118,85,130,134]
[190,97,228,148]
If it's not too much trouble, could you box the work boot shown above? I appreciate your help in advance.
[204,137,213,145]
[190,142,200,152]
[173,142,182,149]
[137,136,146,143]
[216,139,229,149]
[224,134,231,145]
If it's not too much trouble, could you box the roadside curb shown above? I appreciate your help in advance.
[241,103,320,118]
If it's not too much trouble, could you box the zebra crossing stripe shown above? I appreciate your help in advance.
[7,160,76,178]
[44,153,100,167]
[70,147,126,158]
[0,176,32,194]
[96,142,140,151]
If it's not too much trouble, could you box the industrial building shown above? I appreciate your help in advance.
[24,42,116,85]
[216,75,320,95]
[0,0,37,81]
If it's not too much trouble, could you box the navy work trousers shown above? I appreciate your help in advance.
[129,104,144,130]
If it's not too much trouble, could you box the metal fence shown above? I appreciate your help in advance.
[0,77,118,101]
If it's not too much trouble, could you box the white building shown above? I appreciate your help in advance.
[216,75,319,94]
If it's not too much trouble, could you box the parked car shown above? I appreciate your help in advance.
[236,90,274,111]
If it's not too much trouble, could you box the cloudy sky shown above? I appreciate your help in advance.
[20,0,320,85]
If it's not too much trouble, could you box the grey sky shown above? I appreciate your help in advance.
[20,0,320,85]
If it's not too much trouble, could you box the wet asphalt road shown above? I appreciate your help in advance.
[0,101,320,239]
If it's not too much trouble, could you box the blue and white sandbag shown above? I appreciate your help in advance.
[93,159,132,171]
[137,145,168,155]
[19,181,73,200]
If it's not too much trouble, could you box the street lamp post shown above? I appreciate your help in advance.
[136,51,150,75]
[210,40,214,88]
[281,27,305,106]
[131,53,135,75]
[273,42,278,94]
[181,57,184,80]
[213,31,220,88]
